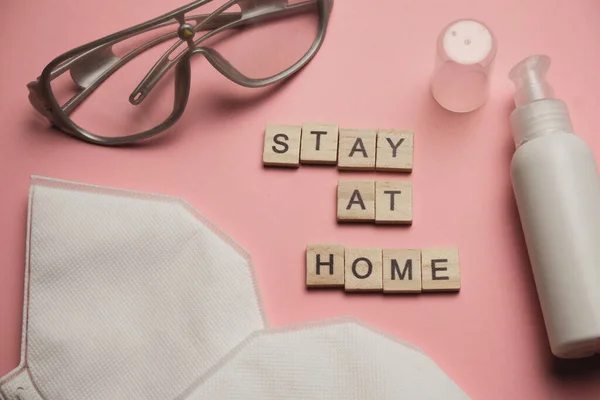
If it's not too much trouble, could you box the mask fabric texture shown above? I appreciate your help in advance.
[0,176,266,400]
[182,318,471,400]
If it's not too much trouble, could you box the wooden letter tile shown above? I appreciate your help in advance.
[263,124,302,167]
[375,181,412,224]
[337,180,375,222]
[376,130,414,172]
[306,244,345,288]
[337,129,377,171]
[421,248,461,292]
[344,247,383,292]
[383,249,421,293]
[300,123,339,164]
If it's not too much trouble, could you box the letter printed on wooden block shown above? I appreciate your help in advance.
[337,180,375,222]
[337,129,377,171]
[300,123,339,164]
[375,181,412,224]
[376,130,413,172]
[383,249,421,293]
[306,244,345,288]
[421,248,461,292]
[345,248,383,292]
[263,124,302,167]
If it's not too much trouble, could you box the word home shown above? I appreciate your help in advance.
[306,245,460,294]
[262,123,413,172]
[338,180,412,224]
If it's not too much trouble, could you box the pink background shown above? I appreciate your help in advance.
[2,0,600,398]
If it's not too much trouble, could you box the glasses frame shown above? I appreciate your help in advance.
[28,0,333,146]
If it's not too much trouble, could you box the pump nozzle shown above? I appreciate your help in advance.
[508,54,573,147]
[509,55,555,107]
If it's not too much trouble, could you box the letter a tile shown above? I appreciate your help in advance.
[337,180,375,222]
[338,129,377,171]
[306,244,345,288]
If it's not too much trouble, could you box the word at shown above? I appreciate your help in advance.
[263,123,413,172]
[306,245,460,293]
[338,180,412,224]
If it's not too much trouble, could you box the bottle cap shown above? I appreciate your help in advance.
[431,19,497,113]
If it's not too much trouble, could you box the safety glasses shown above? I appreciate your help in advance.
[27,0,333,146]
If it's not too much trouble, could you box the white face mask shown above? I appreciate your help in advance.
[182,318,471,400]
[1,177,468,400]
[0,176,266,400]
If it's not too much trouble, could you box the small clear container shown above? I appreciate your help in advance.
[431,19,497,113]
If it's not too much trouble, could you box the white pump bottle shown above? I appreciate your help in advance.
[509,55,600,358]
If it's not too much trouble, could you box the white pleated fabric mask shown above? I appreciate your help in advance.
[182,318,471,400]
[0,176,266,400]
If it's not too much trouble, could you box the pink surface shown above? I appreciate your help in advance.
[2,0,600,398]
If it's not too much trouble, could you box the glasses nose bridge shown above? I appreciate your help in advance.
[130,5,244,105]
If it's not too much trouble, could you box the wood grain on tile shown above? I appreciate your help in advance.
[421,248,461,292]
[337,180,375,222]
[306,244,345,288]
[344,247,383,292]
[262,124,302,167]
[300,122,339,164]
[375,181,412,224]
[337,129,377,171]
[382,249,421,293]
[376,130,413,172]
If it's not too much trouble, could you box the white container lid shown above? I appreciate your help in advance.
[431,19,497,113]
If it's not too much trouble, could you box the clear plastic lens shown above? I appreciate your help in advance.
[197,1,319,79]
[50,27,180,138]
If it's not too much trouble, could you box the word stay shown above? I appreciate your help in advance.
[306,244,460,293]
[263,123,413,172]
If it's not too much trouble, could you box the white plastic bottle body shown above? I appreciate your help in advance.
[511,132,600,358]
